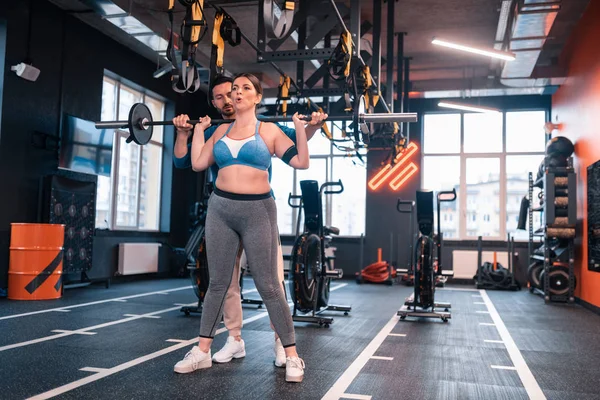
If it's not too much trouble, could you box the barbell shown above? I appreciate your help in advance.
[94,95,418,145]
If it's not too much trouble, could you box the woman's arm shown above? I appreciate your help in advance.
[191,117,218,172]
[272,113,309,169]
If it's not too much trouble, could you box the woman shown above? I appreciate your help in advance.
[173,73,308,383]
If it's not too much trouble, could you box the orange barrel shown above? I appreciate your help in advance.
[8,223,65,300]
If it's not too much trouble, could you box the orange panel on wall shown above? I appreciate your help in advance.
[552,0,600,307]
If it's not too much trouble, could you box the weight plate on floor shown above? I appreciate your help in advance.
[528,262,544,290]
[128,103,153,145]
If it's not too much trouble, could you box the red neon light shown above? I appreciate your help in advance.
[367,142,418,190]
[389,162,418,190]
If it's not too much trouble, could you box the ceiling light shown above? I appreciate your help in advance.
[438,101,500,113]
[432,37,515,61]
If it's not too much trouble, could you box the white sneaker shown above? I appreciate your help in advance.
[274,338,286,368]
[285,357,305,383]
[174,346,212,374]
[212,336,246,363]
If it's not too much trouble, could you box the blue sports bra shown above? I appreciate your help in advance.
[213,121,272,171]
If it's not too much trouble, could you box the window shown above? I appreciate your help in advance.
[96,76,165,231]
[271,122,367,236]
[422,110,546,240]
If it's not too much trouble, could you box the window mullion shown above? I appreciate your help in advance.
[136,146,143,230]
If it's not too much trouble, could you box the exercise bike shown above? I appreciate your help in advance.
[397,189,456,322]
[287,179,351,327]
[180,182,263,317]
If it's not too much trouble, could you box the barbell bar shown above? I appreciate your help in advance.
[94,95,418,145]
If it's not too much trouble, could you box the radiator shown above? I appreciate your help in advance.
[118,243,162,276]
[452,250,509,280]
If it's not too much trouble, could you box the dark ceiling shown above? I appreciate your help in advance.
[48,0,591,99]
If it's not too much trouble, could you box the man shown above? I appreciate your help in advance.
[173,75,327,367]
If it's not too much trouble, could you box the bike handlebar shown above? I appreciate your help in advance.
[320,179,344,195]
[287,193,302,208]
[437,188,457,202]
[396,199,415,213]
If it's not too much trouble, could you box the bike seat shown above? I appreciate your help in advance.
[324,226,340,235]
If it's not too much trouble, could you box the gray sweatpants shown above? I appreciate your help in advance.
[199,188,296,347]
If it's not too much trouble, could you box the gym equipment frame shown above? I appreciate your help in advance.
[397,189,456,322]
[288,179,351,327]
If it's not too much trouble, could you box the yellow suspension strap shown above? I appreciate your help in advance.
[276,75,291,116]
[173,0,207,94]
[211,11,225,77]
[305,99,332,139]
[209,8,241,83]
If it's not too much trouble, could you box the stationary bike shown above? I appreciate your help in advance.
[397,189,456,322]
[287,180,351,327]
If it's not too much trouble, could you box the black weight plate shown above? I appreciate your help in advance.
[128,103,153,145]
[190,234,210,302]
[539,265,575,296]
[290,233,320,313]
[527,262,543,289]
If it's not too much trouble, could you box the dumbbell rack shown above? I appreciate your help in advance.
[527,159,577,303]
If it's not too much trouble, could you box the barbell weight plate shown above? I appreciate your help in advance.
[356,95,369,136]
[128,103,153,145]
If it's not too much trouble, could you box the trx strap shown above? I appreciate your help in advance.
[277,75,291,116]
[305,99,332,139]
[327,30,353,81]
[167,0,206,94]
[263,0,297,39]
[210,8,241,83]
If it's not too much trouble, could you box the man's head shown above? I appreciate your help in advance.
[210,75,235,118]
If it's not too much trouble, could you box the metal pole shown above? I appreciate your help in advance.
[386,0,395,110]
[403,57,411,141]
[397,33,405,113]
[372,0,382,109]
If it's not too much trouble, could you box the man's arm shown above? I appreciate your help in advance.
[173,125,217,169]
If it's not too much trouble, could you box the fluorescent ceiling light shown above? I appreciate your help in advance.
[438,101,500,113]
[432,37,515,61]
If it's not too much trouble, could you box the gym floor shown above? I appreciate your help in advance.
[1,278,600,400]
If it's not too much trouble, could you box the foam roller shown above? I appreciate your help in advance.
[554,177,568,187]
[555,197,569,207]
[546,227,576,239]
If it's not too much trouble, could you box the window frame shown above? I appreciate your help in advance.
[421,107,548,241]
[275,121,367,238]
[98,75,166,232]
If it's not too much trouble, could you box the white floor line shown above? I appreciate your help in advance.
[25,282,349,400]
[438,287,479,292]
[480,323,496,326]
[484,340,504,344]
[388,333,406,337]
[476,311,490,314]
[79,367,109,373]
[0,286,192,321]
[321,313,399,400]
[491,365,517,371]
[27,283,346,400]
[480,290,546,400]
[51,330,97,336]
[122,314,161,319]
[0,303,197,352]
[165,339,188,343]
[370,356,393,360]
[340,394,372,400]
[26,311,270,400]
